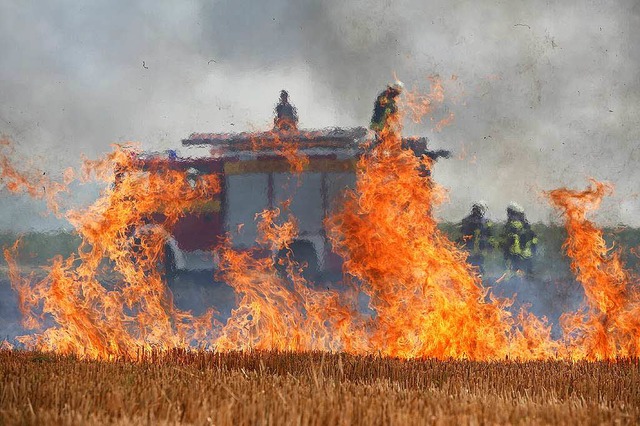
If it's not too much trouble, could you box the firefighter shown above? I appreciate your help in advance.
[274,89,298,131]
[370,81,404,134]
[502,202,538,278]
[459,201,493,274]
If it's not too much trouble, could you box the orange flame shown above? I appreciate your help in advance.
[214,208,364,353]
[0,137,74,215]
[3,143,221,358]
[1,111,550,360]
[250,130,309,174]
[3,97,640,362]
[401,76,446,124]
[549,180,640,360]
[434,112,455,132]
[212,133,364,353]
[326,112,553,359]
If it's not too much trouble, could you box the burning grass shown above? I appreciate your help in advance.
[3,81,640,362]
[1,349,639,425]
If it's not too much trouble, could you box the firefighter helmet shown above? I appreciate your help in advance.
[388,80,404,93]
[472,200,488,215]
[507,202,525,214]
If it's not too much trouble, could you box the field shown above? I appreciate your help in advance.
[1,350,639,425]
[2,227,640,424]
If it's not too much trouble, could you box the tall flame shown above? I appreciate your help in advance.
[3,144,220,358]
[326,113,555,359]
[549,180,640,360]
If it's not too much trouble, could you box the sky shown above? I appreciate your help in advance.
[0,0,639,230]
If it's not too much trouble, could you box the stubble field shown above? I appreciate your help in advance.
[1,350,639,425]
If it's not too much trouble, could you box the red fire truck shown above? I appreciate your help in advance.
[142,106,448,283]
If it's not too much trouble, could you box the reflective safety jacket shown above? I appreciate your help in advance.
[503,220,538,260]
[459,215,493,256]
[370,90,398,132]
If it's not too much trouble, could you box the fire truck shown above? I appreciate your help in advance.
[143,102,448,283]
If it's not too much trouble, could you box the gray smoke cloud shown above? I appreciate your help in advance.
[1,0,639,230]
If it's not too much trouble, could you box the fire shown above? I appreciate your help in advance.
[2,86,639,361]
[549,180,640,360]
[326,112,555,359]
[212,140,365,353]
[3,144,220,358]
[434,112,455,132]
[401,76,446,124]
[400,76,457,133]
[250,130,310,174]
[214,208,364,353]
[0,137,74,215]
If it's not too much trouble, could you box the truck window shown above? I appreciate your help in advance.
[226,173,269,248]
[274,172,323,236]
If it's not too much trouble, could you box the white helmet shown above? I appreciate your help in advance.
[389,80,404,92]
[507,202,524,214]
[472,200,488,215]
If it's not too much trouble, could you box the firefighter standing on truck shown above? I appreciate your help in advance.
[459,201,493,275]
[274,89,298,131]
[502,202,538,278]
[370,81,404,134]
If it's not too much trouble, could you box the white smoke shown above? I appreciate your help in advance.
[1,0,639,229]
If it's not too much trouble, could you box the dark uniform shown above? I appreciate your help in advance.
[459,203,493,274]
[274,90,298,131]
[502,203,538,278]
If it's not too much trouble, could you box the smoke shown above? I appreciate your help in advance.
[1,0,639,229]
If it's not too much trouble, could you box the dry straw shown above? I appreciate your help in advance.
[1,349,639,425]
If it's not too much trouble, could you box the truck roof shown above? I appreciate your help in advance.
[182,127,369,157]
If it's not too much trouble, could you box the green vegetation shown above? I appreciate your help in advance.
[0,231,80,269]
[440,222,640,279]
[2,224,640,279]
